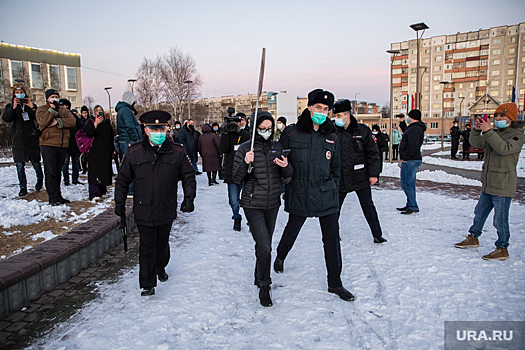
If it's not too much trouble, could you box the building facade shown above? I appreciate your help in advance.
[390,22,525,134]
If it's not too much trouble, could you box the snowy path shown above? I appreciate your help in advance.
[31,175,525,349]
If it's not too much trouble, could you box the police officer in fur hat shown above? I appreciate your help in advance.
[115,110,196,296]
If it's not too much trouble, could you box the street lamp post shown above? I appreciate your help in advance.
[410,22,429,110]
[387,49,401,164]
[127,79,137,93]
[354,92,360,120]
[184,80,193,120]
[440,81,449,151]
[104,87,112,120]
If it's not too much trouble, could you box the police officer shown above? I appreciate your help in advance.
[115,110,196,296]
[332,100,386,244]
[274,89,355,302]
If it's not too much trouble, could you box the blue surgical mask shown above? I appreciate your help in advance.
[494,120,509,129]
[334,118,345,127]
[241,125,246,130]
[311,112,327,125]
[16,93,26,99]
[149,132,166,145]
[406,117,411,125]
[175,125,181,130]
[213,127,219,132]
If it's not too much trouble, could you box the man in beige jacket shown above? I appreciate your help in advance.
[455,102,524,260]
[36,89,76,206]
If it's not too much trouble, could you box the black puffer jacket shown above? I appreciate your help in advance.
[336,115,380,192]
[178,124,201,158]
[280,109,340,217]
[399,121,427,160]
[220,128,251,183]
[2,101,41,163]
[232,137,293,210]
[115,137,196,226]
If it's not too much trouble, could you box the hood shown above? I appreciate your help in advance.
[407,120,427,132]
[202,124,212,133]
[297,108,336,134]
[121,91,136,106]
[115,101,132,112]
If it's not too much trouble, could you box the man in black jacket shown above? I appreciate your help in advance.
[178,119,201,174]
[59,99,82,185]
[114,110,196,296]
[450,120,461,159]
[398,113,407,132]
[461,124,471,159]
[274,89,354,302]
[397,109,426,215]
[219,109,251,231]
[333,100,386,243]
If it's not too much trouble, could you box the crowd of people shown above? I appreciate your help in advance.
[2,85,523,307]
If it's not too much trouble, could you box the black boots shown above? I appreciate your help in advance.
[259,286,272,307]
[18,188,28,197]
[328,287,355,301]
[273,257,284,273]
[141,287,155,296]
[374,236,387,244]
[233,217,241,231]
[212,171,219,185]
[157,271,169,282]
[35,178,43,191]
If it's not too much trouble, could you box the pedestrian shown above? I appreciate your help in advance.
[397,109,426,215]
[211,122,220,133]
[59,99,82,186]
[398,113,407,132]
[115,110,196,296]
[1,84,43,197]
[274,116,287,141]
[79,106,90,174]
[178,119,201,174]
[450,120,461,159]
[332,100,386,244]
[461,124,471,159]
[371,124,387,173]
[36,89,76,206]
[84,105,114,201]
[220,110,251,231]
[274,88,355,302]
[198,123,221,186]
[232,111,293,307]
[391,126,402,160]
[455,103,524,260]
[171,120,182,142]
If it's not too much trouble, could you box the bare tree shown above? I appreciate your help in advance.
[135,56,164,110]
[83,95,95,113]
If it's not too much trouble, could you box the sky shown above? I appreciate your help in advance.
[1,0,524,110]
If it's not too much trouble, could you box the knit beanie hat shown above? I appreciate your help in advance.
[277,116,287,125]
[494,103,518,121]
[408,109,422,121]
[45,89,60,100]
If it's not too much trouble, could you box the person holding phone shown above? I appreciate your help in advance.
[84,105,114,201]
[232,111,293,307]
[1,84,44,197]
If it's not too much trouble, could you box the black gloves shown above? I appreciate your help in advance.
[115,203,126,217]
[180,198,194,213]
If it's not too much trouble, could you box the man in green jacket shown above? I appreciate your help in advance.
[455,103,524,260]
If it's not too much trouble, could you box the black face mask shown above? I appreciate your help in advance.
[189,125,195,130]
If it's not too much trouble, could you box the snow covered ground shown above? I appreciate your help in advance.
[29,174,525,350]
[380,163,482,187]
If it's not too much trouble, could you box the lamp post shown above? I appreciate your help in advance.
[184,80,193,119]
[127,79,137,93]
[354,92,360,119]
[410,22,429,110]
[459,96,465,122]
[439,81,449,151]
[104,87,112,120]
[387,49,401,164]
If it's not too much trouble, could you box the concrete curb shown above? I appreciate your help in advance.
[0,207,135,320]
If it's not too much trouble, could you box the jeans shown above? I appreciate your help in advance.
[400,160,422,211]
[244,207,279,287]
[227,183,242,219]
[62,150,80,184]
[469,192,512,249]
[339,186,383,239]
[16,161,43,189]
[189,155,199,171]
[119,142,134,194]
[41,146,67,203]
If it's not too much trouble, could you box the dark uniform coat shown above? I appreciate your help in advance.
[2,101,41,163]
[114,138,196,226]
[198,124,221,172]
[178,124,201,159]
[279,109,340,217]
[336,115,380,193]
[84,117,114,186]
[220,127,251,183]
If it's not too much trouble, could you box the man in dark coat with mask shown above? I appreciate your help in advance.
[332,100,386,243]
[450,120,461,159]
[115,110,196,296]
[178,119,201,174]
[274,89,354,302]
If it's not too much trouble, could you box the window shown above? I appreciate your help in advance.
[469,92,474,98]
[30,63,43,89]
[492,91,499,96]
[510,37,516,43]
[434,65,442,71]
[508,58,514,64]
[433,75,442,81]
[509,48,515,54]
[435,56,442,62]
[66,67,77,90]
[492,49,501,55]
[10,60,23,84]
[493,38,501,44]
[492,59,500,65]
[411,78,416,83]
[381,123,388,130]
[522,78,525,84]
[425,58,430,63]
[49,65,60,89]
[433,85,440,90]
[393,68,402,75]
[480,49,489,56]
[435,46,442,52]
[491,80,499,86]
[425,49,430,53]
[433,104,440,109]
[393,78,401,84]
[68,96,77,103]
[508,69,514,75]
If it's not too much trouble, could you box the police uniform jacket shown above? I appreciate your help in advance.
[336,115,380,193]
[279,108,340,218]
[115,137,196,226]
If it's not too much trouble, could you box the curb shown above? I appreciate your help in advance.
[0,206,135,320]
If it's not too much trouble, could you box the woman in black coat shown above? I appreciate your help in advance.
[1,85,43,196]
[84,105,114,200]
[198,124,221,185]
[232,112,293,307]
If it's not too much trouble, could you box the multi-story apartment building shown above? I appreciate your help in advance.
[0,42,82,111]
[390,22,525,135]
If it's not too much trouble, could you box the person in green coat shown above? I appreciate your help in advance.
[455,103,524,260]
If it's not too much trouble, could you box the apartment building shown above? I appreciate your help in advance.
[390,22,525,134]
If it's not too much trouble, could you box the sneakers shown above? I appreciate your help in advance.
[273,257,284,273]
[454,235,479,249]
[482,248,509,261]
[328,287,355,301]
[18,188,28,197]
[259,286,272,307]
[141,287,155,296]
[401,209,419,215]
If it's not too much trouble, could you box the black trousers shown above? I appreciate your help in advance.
[276,212,342,288]
[392,144,399,160]
[80,153,89,173]
[137,221,172,288]
[338,186,383,239]
[451,139,460,158]
[41,145,66,203]
[244,207,279,287]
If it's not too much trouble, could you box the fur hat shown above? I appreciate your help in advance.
[333,99,352,114]
[307,89,334,109]
[408,109,422,121]
[45,89,60,100]
[122,91,136,106]
[494,103,518,121]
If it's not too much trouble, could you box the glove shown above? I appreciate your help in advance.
[115,203,126,217]
[180,198,194,213]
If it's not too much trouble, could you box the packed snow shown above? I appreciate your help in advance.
[380,163,482,186]
[28,173,525,350]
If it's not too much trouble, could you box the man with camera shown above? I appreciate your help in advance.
[2,84,44,197]
[219,107,251,231]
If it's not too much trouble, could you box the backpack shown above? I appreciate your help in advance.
[75,129,93,154]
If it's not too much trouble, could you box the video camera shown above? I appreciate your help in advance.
[223,106,241,132]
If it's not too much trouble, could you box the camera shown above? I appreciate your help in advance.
[19,98,28,104]
[223,106,241,133]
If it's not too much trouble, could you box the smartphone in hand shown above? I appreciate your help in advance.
[481,114,489,122]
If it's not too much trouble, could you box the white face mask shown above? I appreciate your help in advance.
[257,130,272,140]
[277,123,284,130]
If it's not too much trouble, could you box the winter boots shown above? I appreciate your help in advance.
[233,217,242,231]
[259,286,272,307]
[141,287,155,296]
[328,287,355,301]
[157,271,169,282]
[482,248,509,261]
[374,236,387,244]
[454,235,479,249]
[35,178,43,191]
[18,188,28,197]
[273,257,284,273]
